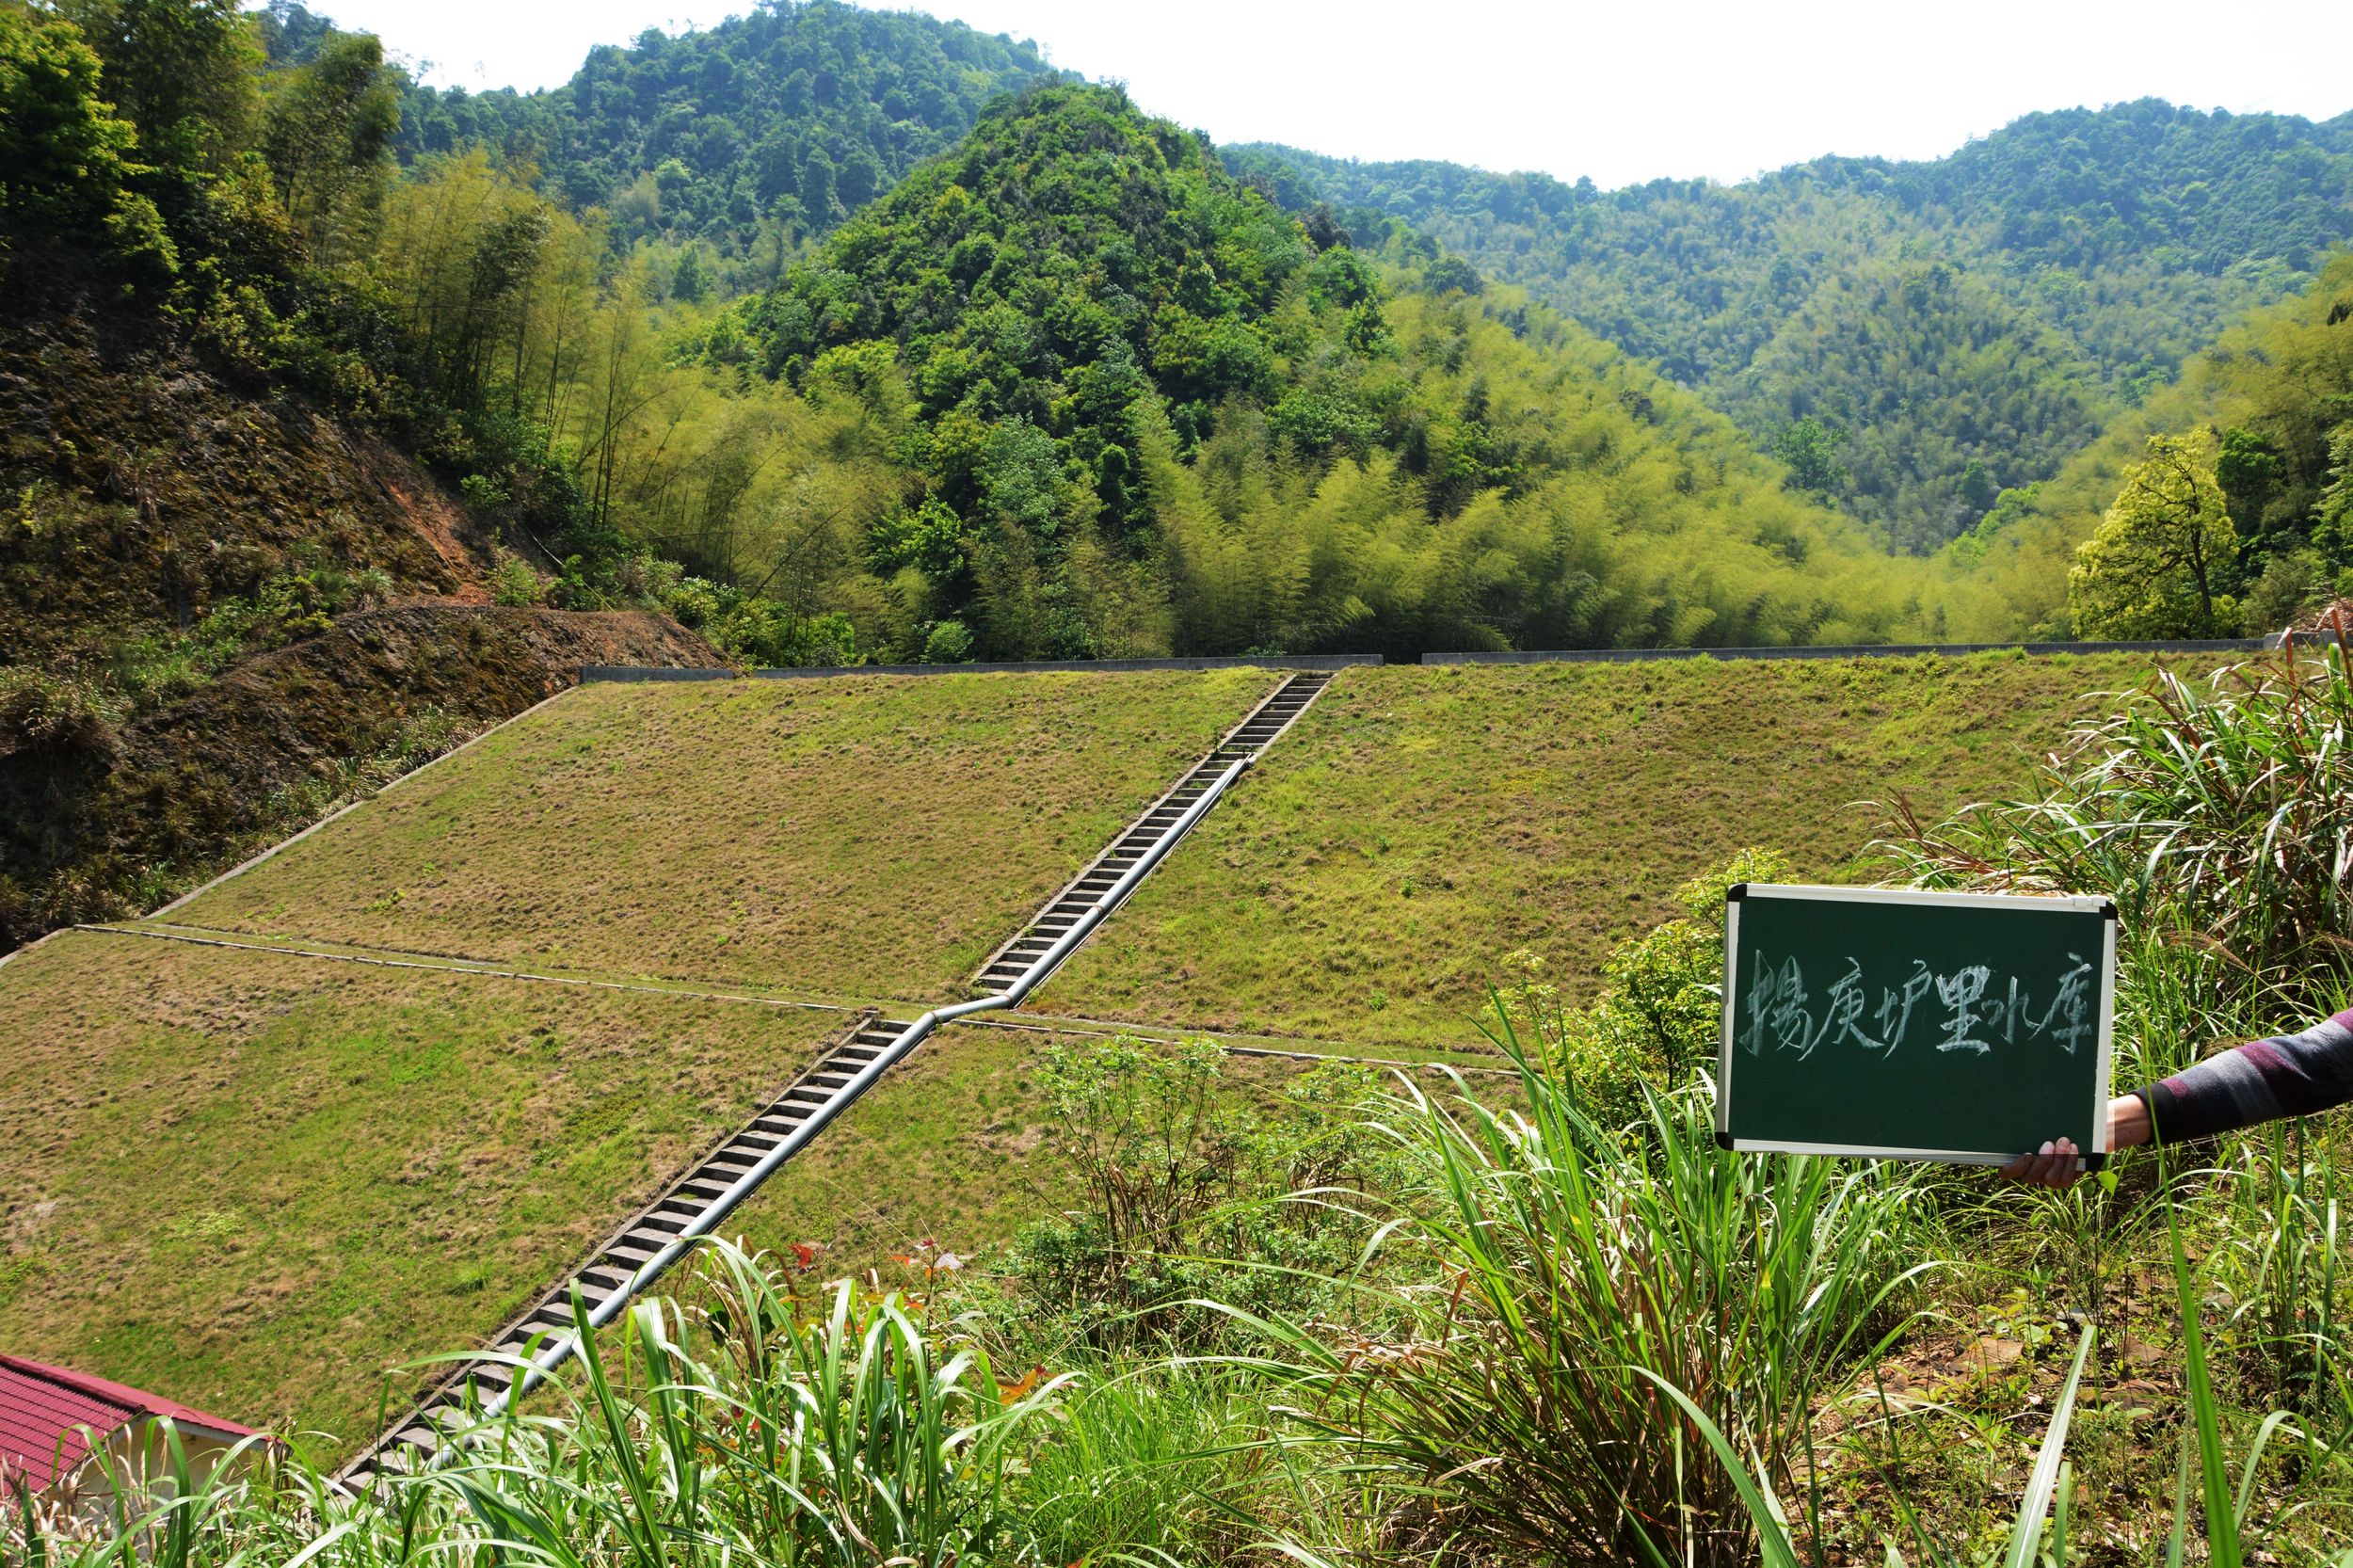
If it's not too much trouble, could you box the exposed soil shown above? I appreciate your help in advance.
[123,598,720,794]
[0,283,728,949]
[0,306,504,662]
[2,600,723,948]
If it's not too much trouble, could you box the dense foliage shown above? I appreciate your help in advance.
[1232,102,2353,550]
[711,84,1934,659]
[382,0,1061,271]
[1955,252,2353,636]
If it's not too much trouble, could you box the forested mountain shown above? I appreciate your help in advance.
[340,10,2352,564]
[1231,103,2353,550]
[1950,250,2353,638]
[705,85,1934,659]
[374,0,1063,268]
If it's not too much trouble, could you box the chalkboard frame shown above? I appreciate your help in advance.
[1716,884,2119,1165]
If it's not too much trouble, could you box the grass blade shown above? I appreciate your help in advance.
[2004,1326,2093,1568]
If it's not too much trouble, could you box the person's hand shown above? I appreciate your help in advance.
[1998,1096,2152,1187]
[2000,1137,2086,1188]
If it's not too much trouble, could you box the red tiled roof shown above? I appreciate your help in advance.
[0,1356,257,1492]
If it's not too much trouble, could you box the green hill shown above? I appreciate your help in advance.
[376,0,1063,262]
[1945,249,2353,636]
[1231,101,2353,551]
[718,83,1933,660]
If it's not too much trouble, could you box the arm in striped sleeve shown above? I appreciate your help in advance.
[2139,1009,2353,1145]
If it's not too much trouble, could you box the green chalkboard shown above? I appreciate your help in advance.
[1718,885,2118,1163]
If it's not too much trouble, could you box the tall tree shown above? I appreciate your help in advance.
[261,27,398,264]
[51,0,258,185]
[0,7,139,239]
[2068,434,2240,637]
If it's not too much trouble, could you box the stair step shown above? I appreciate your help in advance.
[603,1232,664,1259]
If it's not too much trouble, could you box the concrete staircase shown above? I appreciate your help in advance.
[341,664,1347,1483]
[971,670,1336,995]
[340,1012,912,1481]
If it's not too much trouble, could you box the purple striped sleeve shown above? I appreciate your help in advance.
[2140,1009,2353,1144]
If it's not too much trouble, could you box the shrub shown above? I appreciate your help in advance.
[1241,1023,1937,1565]
[0,664,123,756]
[921,617,974,664]
[488,553,544,607]
[999,1039,1385,1354]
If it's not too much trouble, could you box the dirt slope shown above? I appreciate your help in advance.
[3,598,722,949]
[0,307,505,663]
[0,287,728,948]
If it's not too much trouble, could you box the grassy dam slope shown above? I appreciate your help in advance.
[0,648,2264,1449]
[168,669,1277,1003]
[0,930,856,1452]
[1042,651,2250,1050]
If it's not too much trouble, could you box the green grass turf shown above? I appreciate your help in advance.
[1040,651,2253,1050]
[168,669,1279,1003]
[0,929,859,1457]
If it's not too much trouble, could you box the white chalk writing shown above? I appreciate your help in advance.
[1737,951,2100,1062]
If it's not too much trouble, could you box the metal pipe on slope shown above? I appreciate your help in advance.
[437,749,1256,1442]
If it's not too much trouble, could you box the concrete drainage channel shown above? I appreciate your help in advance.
[341,666,1343,1483]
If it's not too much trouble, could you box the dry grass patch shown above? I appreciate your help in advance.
[0,930,855,1457]
[170,668,1278,1001]
[1045,650,2251,1049]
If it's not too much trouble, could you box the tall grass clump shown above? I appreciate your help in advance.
[1018,1366,1273,1564]
[7,1240,1066,1568]
[1886,643,2352,1036]
[1233,1018,1940,1566]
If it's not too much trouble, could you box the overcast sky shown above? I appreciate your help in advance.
[318,0,2350,190]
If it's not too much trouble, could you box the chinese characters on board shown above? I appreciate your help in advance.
[1738,952,2096,1061]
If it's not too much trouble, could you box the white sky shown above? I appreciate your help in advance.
[324,0,2351,190]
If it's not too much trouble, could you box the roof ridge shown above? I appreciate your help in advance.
[0,1355,255,1438]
